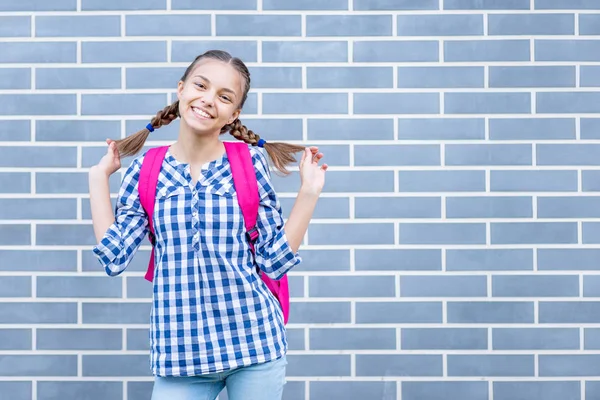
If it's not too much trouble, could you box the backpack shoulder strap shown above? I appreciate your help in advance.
[138,145,169,282]
[224,141,259,246]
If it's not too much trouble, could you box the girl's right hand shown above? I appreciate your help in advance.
[92,139,121,177]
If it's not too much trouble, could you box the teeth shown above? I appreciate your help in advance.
[192,107,212,118]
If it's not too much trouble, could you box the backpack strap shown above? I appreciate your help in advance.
[224,141,290,324]
[138,146,169,282]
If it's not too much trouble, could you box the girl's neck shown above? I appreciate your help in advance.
[171,128,225,166]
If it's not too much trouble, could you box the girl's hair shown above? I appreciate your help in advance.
[114,50,305,175]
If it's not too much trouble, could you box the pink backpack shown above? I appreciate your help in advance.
[137,142,290,324]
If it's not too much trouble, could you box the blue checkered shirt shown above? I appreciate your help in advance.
[93,145,301,377]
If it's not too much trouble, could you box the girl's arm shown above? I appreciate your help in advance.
[89,166,116,243]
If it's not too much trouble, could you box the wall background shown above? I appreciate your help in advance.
[1,0,600,399]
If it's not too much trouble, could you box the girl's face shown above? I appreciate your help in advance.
[177,59,244,135]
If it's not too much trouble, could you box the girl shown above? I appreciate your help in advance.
[88,50,327,399]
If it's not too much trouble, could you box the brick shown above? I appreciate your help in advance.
[0,329,31,350]
[447,249,533,271]
[494,382,580,400]
[447,302,534,323]
[583,222,600,244]
[583,171,600,191]
[83,355,150,377]
[172,40,257,63]
[489,118,575,140]
[581,14,600,33]
[581,66,600,87]
[446,144,531,166]
[0,302,77,324]
[307,15,392,36]
[445,40,530,62]
[355,144,439,166]
[0,146,76,167]
[490,66,575,88]
[82,0,165,10]
[399,223,486,245]
[493,328,579,350]
[540,355,600,376]
[0,250,76,272]
[126,15,210,36]
[248,66,302,88]
[126,276,152,299]
[0,0,75,10]
[309,328,396,350]
[399,118,484,140]
[128,383,152,400]
[237,118,303,141]
[37,224,96,246]
[356,249,441,271]
[492,222,577,244]
[310,276,395,298]
[216,15,300,36]
[490,170,577,192]
[354,0,438,9]
[538,144,600,165]
[37,68,121,90]
[445,0,530,8]
[354,40,438,62]
[539,301,600,323]
[286,328,305,350]
[536,40,600,62]
[38,382,123,400]
[82,94,167,116]
[0,42,76,63]
[127,328,149,350]
[281,197,349,220]
[402,328,487,350]
[398,14,483,36]
[355,196,441,219]
[356,302,442,324]
[82,41,166,63]
[0,94,76,116]
[357,355,442,377]
[37,120,120,142]
[538,196,600,218]
[536,0,600,9]
[36,16,120,37]
[403,382,488,400]
[0,225,30,245]
[399,170,485,192]
[298,250,350,272]
[355,93,439,115]
[289,302,351,324]
[311,382,396,400]
[0,198,76,220]
[286,355,350,377]
[538,92,600,113]
[0,120,30,141]
[539,249,600,271]
[308,223,394,245]
[0,276,30,297]
[402,276,487,297]
[82,302,154,324]
[489,14,574,35]
[262,41,346,62]
[307,66,392,89]
[448,355,534,377]
[493,275,579,297]
[447,196,532,219]
[37,328,122,350]
[445,92,530,114]
[0,355,77,376]
[585,328,600,349]
[37,276,122,298]
[308,118,394,140]
[0,382,31,400]
[398,66,483,88]
[0,16,30,37]
[264,93,347,115]
[264,0,347,9]
[173,0,255,9]
[37,172,121,194]
[584,276,600,297]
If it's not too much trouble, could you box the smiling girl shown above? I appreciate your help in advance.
[88,50,327,399]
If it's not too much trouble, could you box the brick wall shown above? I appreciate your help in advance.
[1,0,600,399]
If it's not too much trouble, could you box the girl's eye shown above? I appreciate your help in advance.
[195,83,205,89]
[221,96,231,102]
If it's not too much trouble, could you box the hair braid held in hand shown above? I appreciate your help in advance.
[112,49,305,175]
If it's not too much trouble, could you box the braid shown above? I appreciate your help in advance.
[227,119,260,146]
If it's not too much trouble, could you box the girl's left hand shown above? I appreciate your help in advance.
[299,146,328,195]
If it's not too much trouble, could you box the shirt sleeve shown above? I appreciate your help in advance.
[251,147,302,280]
[92,156,149,277]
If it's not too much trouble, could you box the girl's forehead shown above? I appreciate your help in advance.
[189,59,245,93]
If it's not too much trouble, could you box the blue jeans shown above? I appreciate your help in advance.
[151,356,287,400]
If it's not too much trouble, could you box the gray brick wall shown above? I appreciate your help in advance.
[1,1,599,399]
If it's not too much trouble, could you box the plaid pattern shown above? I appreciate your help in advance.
[93,145,301,377]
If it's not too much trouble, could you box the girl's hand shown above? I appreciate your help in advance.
[92,139,121,177]
[299,146,327,195]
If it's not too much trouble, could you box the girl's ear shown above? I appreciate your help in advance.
[227,109,241,125]
[177,80,184,100]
